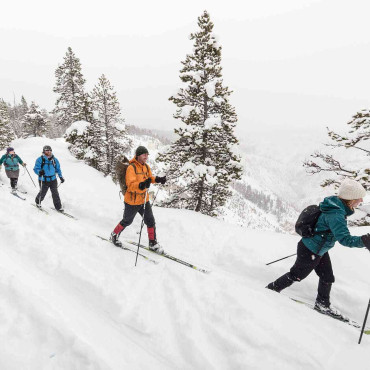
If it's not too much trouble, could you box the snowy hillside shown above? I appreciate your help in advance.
[0,137,369,369]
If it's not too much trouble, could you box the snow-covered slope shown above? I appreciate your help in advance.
[0,137,369,369]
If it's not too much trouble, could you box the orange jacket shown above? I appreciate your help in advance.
[124,157,155,205]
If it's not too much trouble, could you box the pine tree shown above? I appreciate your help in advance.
[304,108,370,225]
[20,96,28,116]
[23,101,48,137]
[0,99,15,150]
[91,74,131,175]
[157,10,242,217]
[53,47,90,129]
[64,120,94,162]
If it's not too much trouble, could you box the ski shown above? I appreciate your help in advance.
[11,192,26,200]
[31,204,49,214]
[51,208,77,220]
[125,240,210,274]
[96,236,159,264]
[290,297,370,334]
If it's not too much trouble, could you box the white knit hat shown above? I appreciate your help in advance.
[338,179,366,200]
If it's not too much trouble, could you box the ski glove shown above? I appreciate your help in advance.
[22,163,26,167]
[139,178,151,190]
[361,234,370,251]
[155,176,167,184]
[39,169,45,176]
[60,177,65,183]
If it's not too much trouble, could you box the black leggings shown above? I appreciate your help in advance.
[290,240,335,283]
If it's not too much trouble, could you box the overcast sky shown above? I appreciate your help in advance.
[1,0,370,140]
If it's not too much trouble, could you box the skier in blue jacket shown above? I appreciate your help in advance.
[267,179,370,318]
[0,147,27,193]
[33,145,65,211]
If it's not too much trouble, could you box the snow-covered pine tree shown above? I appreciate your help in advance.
[64,120,94,162]
[53,47,90,129]
[0,99,15,150]
[91,74,131,176]
[20,96,28,116]
[157,10,242,217]
[304,108,370,225]
[23,101,48,137]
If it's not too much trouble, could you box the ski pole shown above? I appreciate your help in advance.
[266,253,297,266]
[25,166,36,187]
[358,298,370,344]
[135,188,149,267]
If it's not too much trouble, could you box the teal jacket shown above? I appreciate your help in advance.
[302,196,365,256]
[0,154,24,171]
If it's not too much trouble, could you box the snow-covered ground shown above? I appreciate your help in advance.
[0,137,369,369]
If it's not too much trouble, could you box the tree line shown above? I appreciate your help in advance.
[0,10,243,218]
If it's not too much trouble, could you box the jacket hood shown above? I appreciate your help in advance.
[319,195,354,216]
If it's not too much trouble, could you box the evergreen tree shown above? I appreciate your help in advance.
[0,99,15,150]
[20,96,28,116]
[91,74,131,175]
[23,101,48,137]
[64,120,95,162]
[304,108,370,225]
[157,10,242,217]
[53,47,90,129]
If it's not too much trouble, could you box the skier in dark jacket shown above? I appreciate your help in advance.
[110,146,167,253]
[33,145,65,211]
[267,179,370,317]
[0,147,27,193]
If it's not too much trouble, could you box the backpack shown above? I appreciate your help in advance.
[115,156,149,195]
[295,205,330,237]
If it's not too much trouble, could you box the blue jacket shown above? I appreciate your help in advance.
[33,155,63,182]
[0,154,24,171]
[302,196,365,256]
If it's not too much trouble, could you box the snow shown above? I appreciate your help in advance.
[65,120,91,136]
[204,80,216,98]
[0,137,369,369]
[180,105,193,119]
[204,114,222,129]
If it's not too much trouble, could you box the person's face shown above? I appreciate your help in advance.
[44,150,52,155]
[350,198,363,209]
[8,151,14,155]
[137,153,148,164]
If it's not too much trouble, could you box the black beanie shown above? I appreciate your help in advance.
[135,146,149,157]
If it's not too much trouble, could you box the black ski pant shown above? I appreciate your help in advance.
[35,179,62,210]
[119,202,155,229]
[268,240,335,305]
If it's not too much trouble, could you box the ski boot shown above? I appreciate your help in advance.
[149,240,164,254]
[110,232,122,247]
[110,223,124,247]
[314,302,346,320]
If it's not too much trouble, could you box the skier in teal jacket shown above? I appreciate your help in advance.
[267,179,370,318]
[0,147,26,192]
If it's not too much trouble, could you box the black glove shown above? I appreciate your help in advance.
[139,178,151,190]
[361,234,370,251]
[155,176,167,185]
[39,169,45,176]
[60,177,65,183]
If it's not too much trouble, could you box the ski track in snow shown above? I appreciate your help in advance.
[0,137,369,369]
